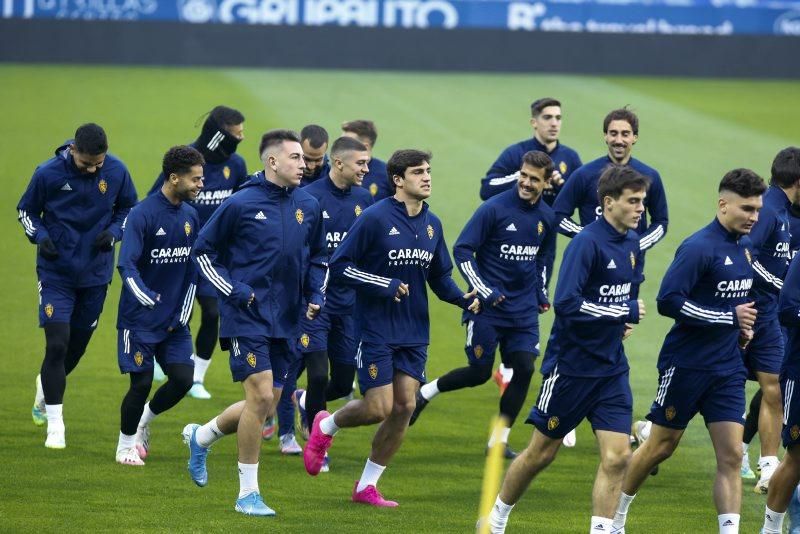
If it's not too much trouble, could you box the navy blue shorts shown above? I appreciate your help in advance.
[118,327,193,374]
[195,276,218,299]
[781,374,800,449]
[228,336,295,386]
[527,368,632,439]
[743,316,784,378]
[646,366,746,429]
[297,310,358,366]
[38,281,108,329]
[464,317,539,366]
[356,342,427,394]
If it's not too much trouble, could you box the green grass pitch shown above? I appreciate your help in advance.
[0,64,798,532]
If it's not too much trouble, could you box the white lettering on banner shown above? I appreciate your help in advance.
[383,0,457,28]
[304,0,377,26]
[27,0,158,19]
[775,10,800,35]
[219,0,298,24]
[178,0,217,23]
[507,1,545,30]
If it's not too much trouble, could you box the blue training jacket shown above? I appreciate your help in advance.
[480,138,582,205]
[302,174,374,315]
[779,254,800,379]
[540,216,643,378]
[553,155,668,253]
[748,185,791,317]
[17,141,138,288]
[329,197,468,345]
[192,172,328,339]
[656,218,754,373]
[116,191,199,340]
[147,149,248,227]
[453,187,556,328]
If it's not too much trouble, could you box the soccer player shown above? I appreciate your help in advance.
[18,123,137,449]
[182,130,327,516]
[303,149,480,506]
[288,136,373,462]
[341,119,390,200]
[147,106,248,398]
[485,166,647,534]
[553,107,668,255]
[300,124,329,186]
[741,147,799,493]
[479,97,582,205]
[612,169,766,534]
[115,146,204,466]
[409,151,557,459]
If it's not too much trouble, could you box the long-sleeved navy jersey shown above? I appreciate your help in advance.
[779,254,800,378]
[540,217,643,378]
[789,204,800,258]
[116,191,198,339]
[147,149,248,227]
[362,157,391,201]
[302,174,374,314]
[192,173,328,339]
[329,197,466,345]
[656,219,754,372]
[749,185,791,316]
[453,188,556,328]
[17,141,138,287]
[480,138,582,205]
[553,156,668,253]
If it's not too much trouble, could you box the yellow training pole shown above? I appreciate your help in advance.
[477,415,510,533]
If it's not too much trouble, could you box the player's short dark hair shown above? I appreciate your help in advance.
[330,136,368,159]
[258,129,301,158]
[209,105,245,127]
[521,151,554,179]
[341,120,378,146]
[300,124,329,150]
[387,149,431,194]
[719,168,767,198]
[530,98,561,118]
[770,147,800,189]
[74,123,108,155]
[603,107,639,135]
[597,165,650,204]
[163,145,205,177]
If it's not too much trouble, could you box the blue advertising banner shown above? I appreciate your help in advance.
[3,0,800,35]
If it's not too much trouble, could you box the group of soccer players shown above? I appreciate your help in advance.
[14,99,800,532]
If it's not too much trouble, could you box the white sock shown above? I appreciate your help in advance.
[138,403,157,427]
[193,356,211,383]
[299,390,306,410]
[117,431,136,454]
[762,506,785,533]
[488,426,511,448]
[488,496,514,530]
[196,417,225,448]
[612,492,636,528]
[320,413,340,436]
[237,462,259,498]
[590,516,614,533]
[45,404,64,430]
[718,513,739,533]
[499,364,514,382]
[357,459,386,492]
[35,374,45,406]
[420,379,440,401]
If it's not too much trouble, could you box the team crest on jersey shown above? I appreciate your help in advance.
[559,161,567,174]
[369,183,378,197]
[744,249,752,265]
[792,425,800,441]
[474,345,484,359]
[630,252,636,269]
[184,221,192,236]
[223,166,231,180]
[368,363,378,379]
[300,334,310,348]
[665,406,676,421]
[355,204,362,217]
[427,225,434,239]
[246,352,257,368]
[537,221,544,235]
[547,416,559,431]
[98,179,108,194]
[134,351,143,367]
[295,209,304,224]
[44,303,54,318]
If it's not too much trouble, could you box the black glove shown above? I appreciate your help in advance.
[93,230,115,252]
[39,238,59,260]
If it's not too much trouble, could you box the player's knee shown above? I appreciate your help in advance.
[394,397,417,419]
[129,373,153,400]
[199,297,219,323]
[328,377,352,398]
[45,336,69,361]
[171,373,194,395]
[307,370,329,392]
[512,357,535,380]
[602,447,632,474]
[468,364,493,385]
[761,382,782,407]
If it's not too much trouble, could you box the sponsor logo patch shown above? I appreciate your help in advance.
[427,224,434,239]
[355,204,362,216]
[246,352,257,368]
[134,351,144,367]
[98,179,108,194]
[368,363,378,379]
[44,303,54,318]
[300,334,310,348]
[547,416,559,431]
[184,221,192,236]
[295,209,304,224]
